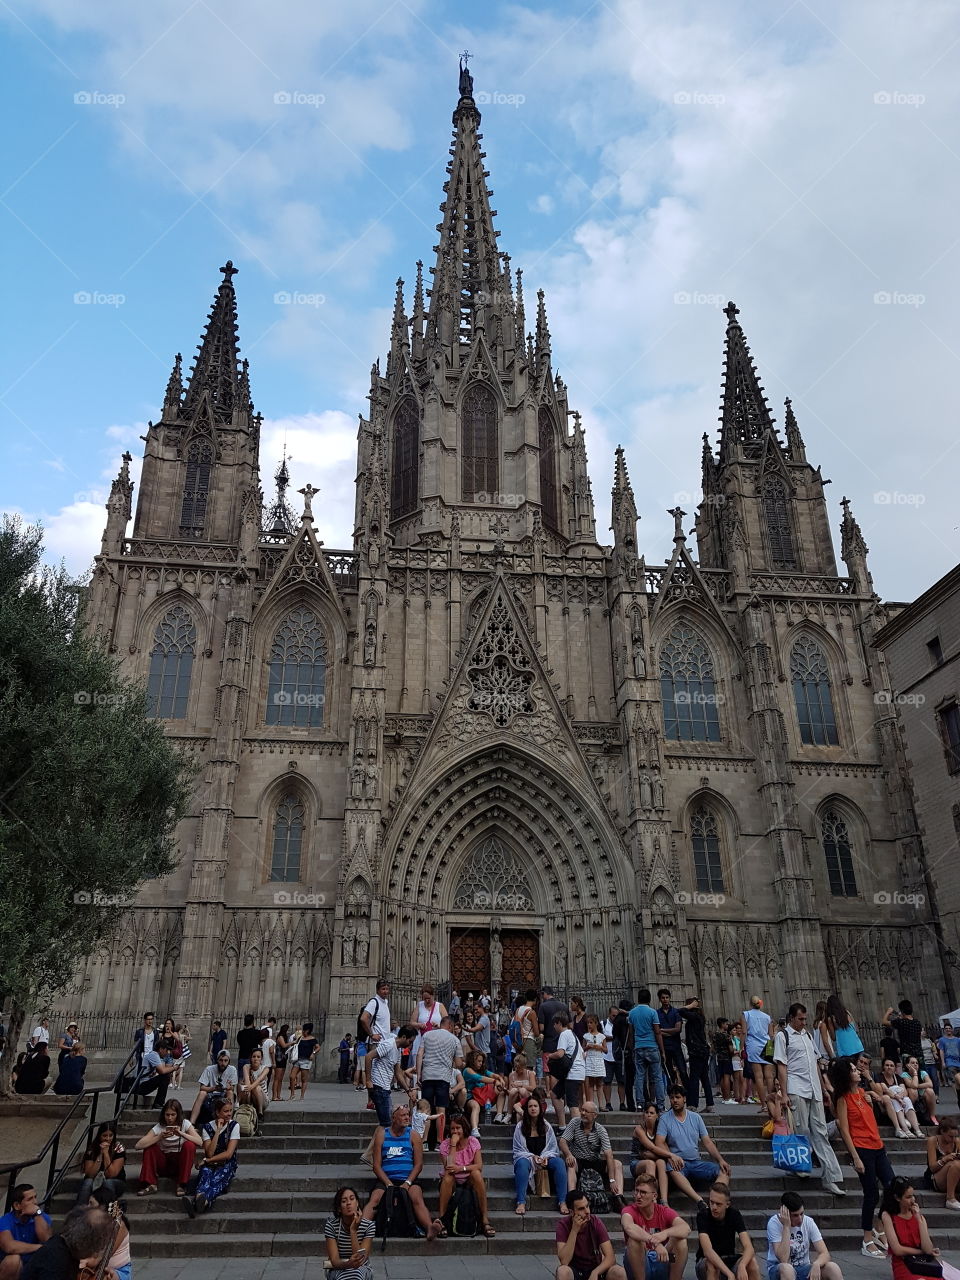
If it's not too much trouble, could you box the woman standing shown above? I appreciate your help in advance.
[408,984,447,1075]
[290,1022,319,1101]
[273,1023,291,1101]
[512,1094,567,1215]
[516,990,542,1081]
[285,1025,304,1099]
[172,1024,191,1090]
[741,997,773,1109]
[187,1097,240,1216]
[920,1027,941,1097]
[135,1099,201,1197]
[880,1178,942,1280]
[76,1122,126,1203]
[581,1015,608,1107]
[437,1113,495,1237]
[824,994,865,1060]
[569,997,588,1046]
[324,1186,374,1280]
[812,1002,834,1062]
[830,1056,896,1258]
[730,1021,746,1104]
[924,1116,960,1210]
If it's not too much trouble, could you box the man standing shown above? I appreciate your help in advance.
[416,1015,465,1149]
[883,1000,923,1062]
[766,1191,844,1280]
[655,1085,731,1207]
[613,1000,635,1111]
[208,1020,227,1064]
[236,1013,261,1074]
[473,1005,492,1069]
[0,1185,51,1280]
[371,1026,416,1127]
[681,997,714,1114]
[629,989,665,1112]
[27,1021,49,1053]
[133,1011,155,1069]
[540,987,570,1099]
[359,978,392,1110]
[657,990,687,1089]
[773,1004,846,1197]
[555,1188,627,1280]
[621,1172,689,1280]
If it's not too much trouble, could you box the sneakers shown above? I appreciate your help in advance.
[824,1183,847,1196]
[605,1103,614,1112]
[470,1127,481,1138]
[945,1199,960,1211]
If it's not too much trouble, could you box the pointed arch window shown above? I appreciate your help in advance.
[690,806,725,894]
[391,397,420,519]
[762,475,797,568]
[147,605,196,719]
[538,408,559,531]
[462,383,498,502]
[821,809,858,896]
[270,792,305,882]
[265,607,327,728]
[660,623,721,741]
[180,439,213,536]
[791,636,839,746]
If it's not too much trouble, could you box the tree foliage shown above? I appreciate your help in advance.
[0,517,196,1089]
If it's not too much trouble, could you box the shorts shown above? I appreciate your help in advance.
[769,1266,811,1280]
[716,1059,733,1078]
[554,1078,584,1108]
[357,1043,367,1058]
[697,1256,739,1280]
[678,1159,720,1183]
[731,1057,743,1073]
[604,1061,615,1084]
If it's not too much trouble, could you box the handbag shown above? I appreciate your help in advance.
[904,1256,943,1278]
[761,1038,775,1063]
[534,1164,550,1197]
[772,1132,812,1173]
[551,1050,574,1081]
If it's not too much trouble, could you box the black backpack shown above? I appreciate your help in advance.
[577,1165,610,1215]
[375,1185,418,1251]
[357,997,379,1043]
[443,1182,479,1237]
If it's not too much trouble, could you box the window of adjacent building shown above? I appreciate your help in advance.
[761,475,797,569]
[791,635,839,746]
[146,605,196,719]
[690,806,725,894]
[928,636,944,667]
[937,700,960,775]
[391,397,420,519]
[180,439,213,535]
[265,607,327,728]
[270,792,305,882]
[462,383,498,502]
[659,623,721,741]
[821,809,858,896]
[538,407,559,531]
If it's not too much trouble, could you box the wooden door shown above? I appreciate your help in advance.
[450,927,490,997]
[500,929,540,996]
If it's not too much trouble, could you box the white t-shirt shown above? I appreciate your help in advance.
[557,1028,586,1081]
[364,996,391,1040]
[30,1026,50,1046]
[767,1213,823,1266]
[261,1036,276,1067]
[773,1027,819,1099]
[602,1020,616,1063]
[198,1063,238,1090]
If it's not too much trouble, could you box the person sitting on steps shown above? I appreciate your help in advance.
[437,1113,496,1238]
[363,1103,440,1241]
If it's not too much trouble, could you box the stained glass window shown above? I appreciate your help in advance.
[462,384,498,502]
[660,624,721,741]
[391,397,420,518]
[691,806,725,893]
[270,792,305,882]
[538,407,559,530]
[180,439,213,535]
[265,607,327,728]
[822,810,858,896]
[146,605,196,719]
[791,636,839,746]
[762,475,796,568]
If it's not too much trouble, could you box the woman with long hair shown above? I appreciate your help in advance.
[516,990,542,1082]
[900,1056,939,1126]
[741,996,774,1110]
[77,1121,126,1204]
[503,1052,537,1123]
[812,1001,834,1062]
[512,1093,567,1215]
[581,1014,608,1108]
[924,1116,960,1210]
[272,1023,290,1101]
[324,1186,375,1280]
[628,1102,669,1203]
[240,1047,271,1121]
[824,993,865,1060]
[135,1098,202,1197]
[829,1056,895,1258]
[437,1113,495,1237]
[186,1097,240,1216]
[408,984,447,1077]
[879,1058,924,1138]
[879,1178,941,1280]
[569,996,588,1045]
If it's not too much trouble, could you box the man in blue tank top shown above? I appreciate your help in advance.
[364,1103,440,1238]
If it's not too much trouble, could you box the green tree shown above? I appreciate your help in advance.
[0,518,195,1094]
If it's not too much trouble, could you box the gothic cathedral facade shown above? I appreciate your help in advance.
[80,64,950,1052]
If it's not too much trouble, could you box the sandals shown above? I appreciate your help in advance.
[431,1219,448,1238]
[482,1222,496,1237]
[176,1186,187,1197]
[137,1185,157,1196]
[515,1204,526,1215]
[862,1241,885,1258]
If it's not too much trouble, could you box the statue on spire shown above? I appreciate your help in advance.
[668,506,687,541]
[459,50,474,98]
[298,483,319,523]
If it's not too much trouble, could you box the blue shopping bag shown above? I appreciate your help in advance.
[772,1132,813,1173]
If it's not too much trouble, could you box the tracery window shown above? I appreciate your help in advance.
[462,383,498,502]
[690,806,725,894]
[269,792,305,882]
[146,605,196,719]
[659,623,721,741]
[538,407,559,531]
[821,809,858,897]
[762,475,796,568]
[265,607,327,728]
[791,636,839,746]
[453,836,534,911]
[180,439,213,536]
[391,397,420,519]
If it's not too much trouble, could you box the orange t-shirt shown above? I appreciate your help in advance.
[844,1088,883,1150]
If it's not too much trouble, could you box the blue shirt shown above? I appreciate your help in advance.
[379,1126,414,1181]
[939,1036,960,1068]
[658,1006,683,1053]
[657,1108,708,1162]
[0,1209,52,1247]
[629,1003,660,1050]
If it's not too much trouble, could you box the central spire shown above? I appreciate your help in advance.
[426,59,512,353]
[182,260,245,422]
[719,300,775,458]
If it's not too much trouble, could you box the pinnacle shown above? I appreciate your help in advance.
[182,260,245,422]
[719,300,774,451]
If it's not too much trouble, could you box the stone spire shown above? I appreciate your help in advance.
[163,353,183,418]
[182,261,244,422]
[100,451,133,556]
[536,288,552,362]
[386,278,407,377]
[411,260,425,360]
[840,496,873,593]
[783,396,807,463]
[719,301,775,458]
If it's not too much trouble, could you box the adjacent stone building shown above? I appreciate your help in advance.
[73,63,953,1054]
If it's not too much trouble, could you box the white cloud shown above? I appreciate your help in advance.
[260,411,358,548]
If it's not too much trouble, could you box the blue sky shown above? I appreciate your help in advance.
[2,0,958,597]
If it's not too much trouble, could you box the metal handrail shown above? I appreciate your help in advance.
[1,1046,139,1212]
